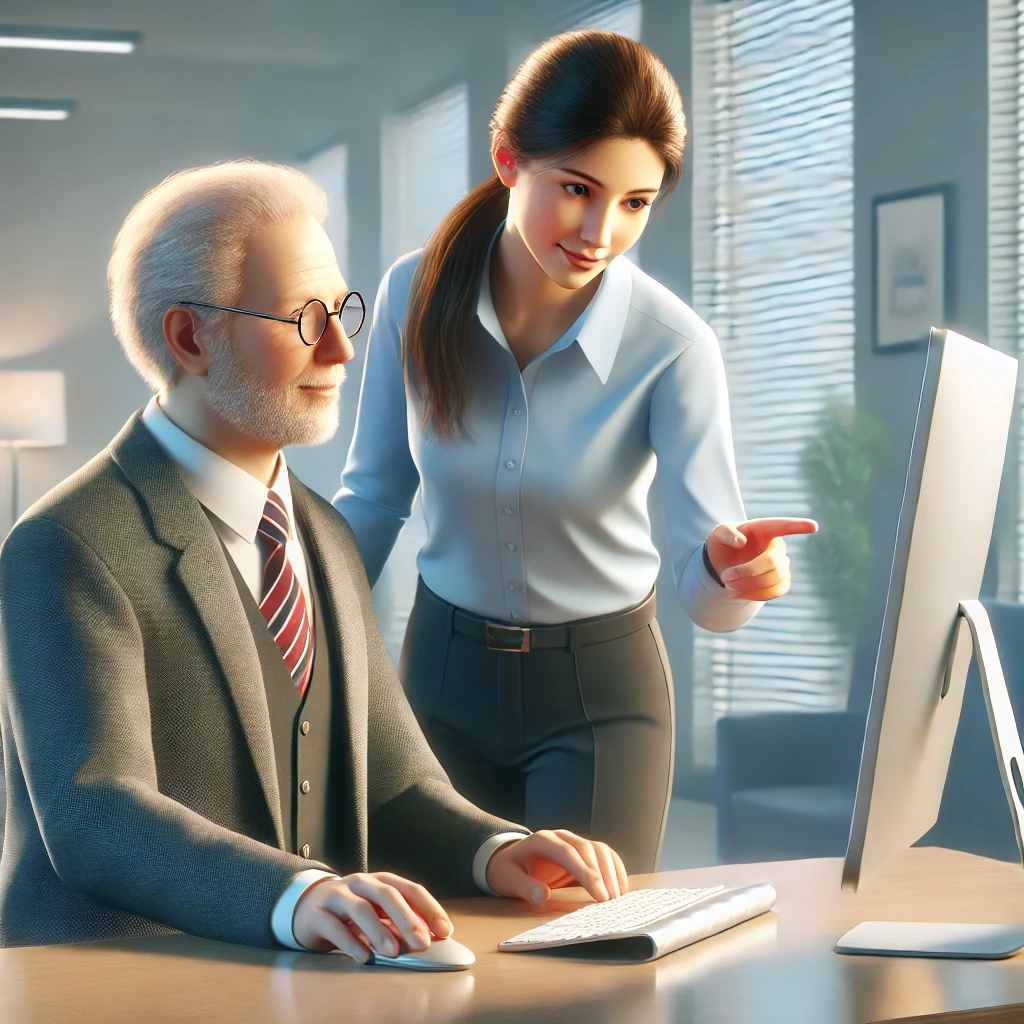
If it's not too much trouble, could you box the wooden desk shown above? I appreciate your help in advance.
[3,846,1024,1024]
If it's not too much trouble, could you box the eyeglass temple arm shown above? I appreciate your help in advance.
[174,301,298,325]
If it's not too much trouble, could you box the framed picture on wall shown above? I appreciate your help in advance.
[872,185,952,352]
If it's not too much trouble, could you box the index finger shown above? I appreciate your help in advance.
[374,873,452,937]
[740,517,818,542]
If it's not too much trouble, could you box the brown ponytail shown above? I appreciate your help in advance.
[404,30,686,441]
[403,176,508,441]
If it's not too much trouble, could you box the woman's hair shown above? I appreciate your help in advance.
[108,159,328,392]
[404,30,686,440]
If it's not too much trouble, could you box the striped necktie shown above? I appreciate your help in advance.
[257,491,314,698]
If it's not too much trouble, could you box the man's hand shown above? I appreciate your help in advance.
[292,872,452,962]
[485,830,629,906]
[705,517,818,602]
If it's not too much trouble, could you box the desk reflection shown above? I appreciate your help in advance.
[270,950,476,1023]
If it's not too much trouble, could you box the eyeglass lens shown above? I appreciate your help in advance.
[340,292,365,338]
[298,300,328,345]
[297,295,365,344]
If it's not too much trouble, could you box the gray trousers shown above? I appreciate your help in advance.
[399,579,675,873]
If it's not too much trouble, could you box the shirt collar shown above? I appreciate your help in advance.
[475,224,633,385]
[141,394,294,544]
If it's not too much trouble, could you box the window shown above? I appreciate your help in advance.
[689,0,855,769]
[375,84,470,663]
[508,0,643,75]
[562,0,642,37]
[988,0,1024,600]
[296,142,348,282]
[380,84,469,274]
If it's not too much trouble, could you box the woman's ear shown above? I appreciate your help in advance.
[491,140,518,189]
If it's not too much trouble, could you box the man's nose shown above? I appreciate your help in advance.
[316,315,356,365]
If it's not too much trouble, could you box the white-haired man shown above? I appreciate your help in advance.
[0,160,627,957]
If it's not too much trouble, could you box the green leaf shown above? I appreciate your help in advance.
[800,397,888,648]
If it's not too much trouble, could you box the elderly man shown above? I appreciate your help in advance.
[0,160,627,957]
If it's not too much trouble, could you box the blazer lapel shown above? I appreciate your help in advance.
[290,477,369,866]
[108,412,286,849]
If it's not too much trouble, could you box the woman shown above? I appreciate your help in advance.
[334,30,815,872]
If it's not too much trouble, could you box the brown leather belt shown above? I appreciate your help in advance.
[450,588,656,654]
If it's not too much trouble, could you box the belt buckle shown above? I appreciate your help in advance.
[485,622,531,653]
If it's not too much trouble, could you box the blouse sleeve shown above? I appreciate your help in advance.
[332,263,421,588]
[648,328,762,632]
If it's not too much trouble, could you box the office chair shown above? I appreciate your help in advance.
[715,600,1024,863]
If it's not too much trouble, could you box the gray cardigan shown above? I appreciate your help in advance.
[0,412,524,948]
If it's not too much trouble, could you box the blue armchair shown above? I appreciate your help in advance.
[716,708,862,862]
[715,600,1024,864]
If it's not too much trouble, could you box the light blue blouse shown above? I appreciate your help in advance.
[333,246,760,631]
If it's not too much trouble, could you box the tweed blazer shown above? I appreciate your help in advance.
[0,412,524,948]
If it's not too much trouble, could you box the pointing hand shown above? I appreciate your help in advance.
[705,517,818,602]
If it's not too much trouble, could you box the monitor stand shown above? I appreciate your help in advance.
[836,599,1024,959]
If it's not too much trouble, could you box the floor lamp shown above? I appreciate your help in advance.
[0,371,67,530]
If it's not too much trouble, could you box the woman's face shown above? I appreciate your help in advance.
[500,136,666,290]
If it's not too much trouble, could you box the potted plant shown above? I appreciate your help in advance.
[800,397,888,683]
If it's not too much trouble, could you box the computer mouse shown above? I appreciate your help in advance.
[367,936,476,972]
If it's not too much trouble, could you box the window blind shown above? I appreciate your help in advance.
[380,84,469,275]
[375,84,469,664]
[560,0,642,38]
[988,0,1024,601]
[508,1,643,110]
[690,0,855,768]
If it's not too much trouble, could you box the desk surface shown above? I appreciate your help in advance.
[3,846,1024,1024]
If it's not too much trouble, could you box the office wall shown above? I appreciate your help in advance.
[0,44,360,528]
[0,0,997,800]
[850,0,990,707]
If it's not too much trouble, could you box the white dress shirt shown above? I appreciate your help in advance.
[142,397,524,950]
[334,240,761,633]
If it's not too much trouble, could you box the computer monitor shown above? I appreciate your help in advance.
[837,328,1023,959]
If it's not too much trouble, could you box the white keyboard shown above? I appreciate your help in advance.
[500,886,724,947]
[498,883,777,962]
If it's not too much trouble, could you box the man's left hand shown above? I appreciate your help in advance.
[485,830,629,906]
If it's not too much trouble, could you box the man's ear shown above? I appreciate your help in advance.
[491,139,518,189]
[162,306,211,377]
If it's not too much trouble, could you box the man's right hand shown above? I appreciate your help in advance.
[291,872,453,962]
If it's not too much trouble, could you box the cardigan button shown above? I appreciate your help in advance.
[301,780,311,795]
[301,721,310,736]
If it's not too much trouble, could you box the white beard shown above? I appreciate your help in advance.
[203,347,343,450]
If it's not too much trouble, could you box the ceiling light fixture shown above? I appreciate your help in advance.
[0,25,139,54]
[0,99,75,121]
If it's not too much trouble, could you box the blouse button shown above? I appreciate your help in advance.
[506,460,515,469]
[507,543,515,551]
[514,409,522,416]
[509,582,517,591]
[503,507,513,515]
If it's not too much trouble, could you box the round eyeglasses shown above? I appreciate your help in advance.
[174,292,366,347]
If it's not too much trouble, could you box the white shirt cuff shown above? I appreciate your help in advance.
[271,869,339,950]
[679,542,763,633]
[473,831,531,896]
